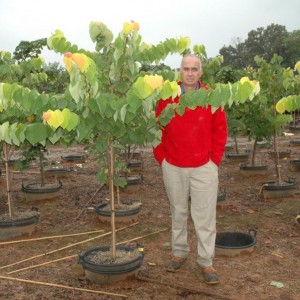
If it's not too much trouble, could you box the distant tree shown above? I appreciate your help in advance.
[284,29,300,68]
[11,39,69,93]
[219,24,299,69]
[140,63,171,72]
[13,38,47,61]
[244,24,287,64]
[37,62,69,94]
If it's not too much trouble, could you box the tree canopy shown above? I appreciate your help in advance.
[219,24,300,69]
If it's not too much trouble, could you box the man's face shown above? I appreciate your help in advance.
[180,57,202,89]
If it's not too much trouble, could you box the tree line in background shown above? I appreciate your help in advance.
[219,23,300,69]
[0,23,299,94]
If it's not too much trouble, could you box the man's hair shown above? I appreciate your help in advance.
[180,54,202,71]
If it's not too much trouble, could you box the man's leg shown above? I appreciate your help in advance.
[162,160,190,258]
[190,160,219,284]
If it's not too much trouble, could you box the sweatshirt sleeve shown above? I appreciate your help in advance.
[210,107,228,166]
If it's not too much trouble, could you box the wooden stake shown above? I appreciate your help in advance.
[0,230,105,245]
[6,227,168,275]
[117,228,168,246]
[75,184,104,220]
[7,255,76,275]
[0,275,127,298]
[137,275,243,300]
[0,222,139,271]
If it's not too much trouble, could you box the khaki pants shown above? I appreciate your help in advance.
[162,159,218,267]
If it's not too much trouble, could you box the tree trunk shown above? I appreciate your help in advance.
[108,142,116,259]
[4,143,13,218]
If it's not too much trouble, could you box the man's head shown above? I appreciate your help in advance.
[180,54,202,90]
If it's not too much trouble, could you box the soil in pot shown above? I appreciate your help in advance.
[95,200,142,223]
[21,181,63,201]
[0,210,40,241]
[78,245,144,283]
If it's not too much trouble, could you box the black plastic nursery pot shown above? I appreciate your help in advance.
[0,210,40,240]
[217,189,227,207]
[21,181,63,201]
[44,168,72,178]
[95,200,141,223]
[215,229,257,257]
[119,149,143,159]
[260,179,297,199]
[239,163,268,176]
[289,159,300,172]
[288,125,300,133]
[289,139,300,147]
[78,245,144,283]
[267,150,291,159]
[120,174,143,185]
[61,154,87,163]
[225,152,250,163]
[225,144,234,152]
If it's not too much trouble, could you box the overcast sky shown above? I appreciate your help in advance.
[0,0,299,68]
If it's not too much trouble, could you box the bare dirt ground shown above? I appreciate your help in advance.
[0,134,299,300]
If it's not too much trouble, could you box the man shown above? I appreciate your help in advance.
[153,54,227,284]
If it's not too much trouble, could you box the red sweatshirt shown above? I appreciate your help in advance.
[153,82,227,167]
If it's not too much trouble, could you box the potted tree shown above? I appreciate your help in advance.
[276,61,300,173]
[225,104,250,162]
[0,142,40,241]
[238,81,273,176]
[250,55,300,198]
[0,47,80,239]
[0,51,48,240]
[46,20,260,283]
[18,142,63,201]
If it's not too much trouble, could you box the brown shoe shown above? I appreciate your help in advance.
[201,266,220,284]
[166,256,187,272]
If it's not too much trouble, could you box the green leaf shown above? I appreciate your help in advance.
[120,104,127,122]
[49,129,62,144]
[24,123,50,145]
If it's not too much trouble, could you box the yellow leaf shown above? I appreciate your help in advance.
[47,110,64,129]
[131,20,139,31]
[276,99,286,114]
[240,77,250,84]
[63,55,72,72]
[123,22,133,34]
[42,110,53,124]
[72,53,89,72]
[144,75,164,90]
[276,98,285,114]
[295,61,300,73]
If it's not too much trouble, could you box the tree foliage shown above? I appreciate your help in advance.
[220,24,300,69]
